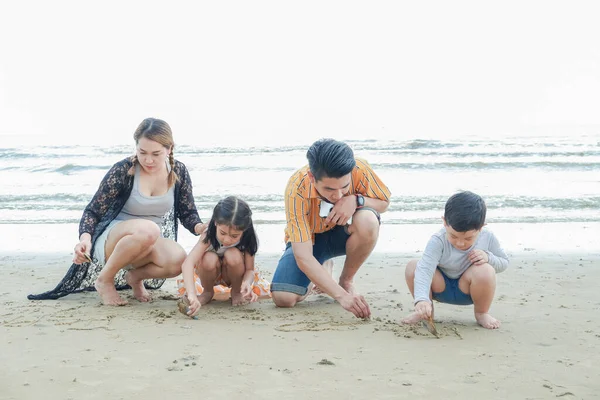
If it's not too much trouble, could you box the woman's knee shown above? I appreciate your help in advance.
[133,221,161,247]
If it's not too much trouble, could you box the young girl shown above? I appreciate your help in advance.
[178,196,270,316]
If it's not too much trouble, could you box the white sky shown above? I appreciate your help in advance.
[1,1,599,147]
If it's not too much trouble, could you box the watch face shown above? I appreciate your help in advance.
[357,194,365,207]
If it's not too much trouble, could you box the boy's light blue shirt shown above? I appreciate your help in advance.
[414,228,509,304]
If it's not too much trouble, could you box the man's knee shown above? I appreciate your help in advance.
[272,291,300,308]
[350,210,380,240]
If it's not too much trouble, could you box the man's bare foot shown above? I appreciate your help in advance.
[309,259,334,295]
[94,279,128,306]
[125,271,152,302]
[231,292,249,306]
[198,291,214,306]
[339,279,356,295]
[401,311,424,324]
[475,312,501,329]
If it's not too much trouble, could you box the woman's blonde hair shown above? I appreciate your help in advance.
[130,118,178,187]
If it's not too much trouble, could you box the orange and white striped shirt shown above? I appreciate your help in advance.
[284,158,391,243]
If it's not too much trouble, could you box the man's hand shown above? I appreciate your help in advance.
[338,292,371,319]
[326,195,357,226]
[468,249,489,266]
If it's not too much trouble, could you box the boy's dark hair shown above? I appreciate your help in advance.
[444,191,487,232]
[203,196,259,256]
[306,139,356,181]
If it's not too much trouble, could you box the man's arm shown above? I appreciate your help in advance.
[362,196,389,213]
[291,241,348,301]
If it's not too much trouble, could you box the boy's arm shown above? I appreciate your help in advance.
[486,233,509,273]
[413,236,444,304]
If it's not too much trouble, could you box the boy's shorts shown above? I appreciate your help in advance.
[271,225,350,296]
[432,268,473,305]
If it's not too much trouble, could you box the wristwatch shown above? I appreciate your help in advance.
[356,194,365,208]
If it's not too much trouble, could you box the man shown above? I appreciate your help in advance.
[271,139,391,318]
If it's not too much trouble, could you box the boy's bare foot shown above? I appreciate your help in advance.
[475,312,501,329]
[94,279,128,306]
[124,271,152,302]
[231,292,249,306]
[401,311,423,324]
[198,291,214,306]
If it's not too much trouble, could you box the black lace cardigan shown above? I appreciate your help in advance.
[28,157,202,300]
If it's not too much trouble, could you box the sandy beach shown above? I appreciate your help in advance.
[1,247,599,399]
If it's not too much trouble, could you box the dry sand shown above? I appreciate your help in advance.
[1,250,599,399]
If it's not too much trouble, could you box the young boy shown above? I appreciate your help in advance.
[402,191,509,329]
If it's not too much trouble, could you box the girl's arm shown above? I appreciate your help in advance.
[182,234,210,304]
[240,252,257,301]
[242,252,255,287]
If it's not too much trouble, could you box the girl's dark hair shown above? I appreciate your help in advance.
[307,139,356,181]
[444,191,487,232]
[203,196,258,256]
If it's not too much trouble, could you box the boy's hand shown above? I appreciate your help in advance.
[469,249,489,266]
[415,301,432,320]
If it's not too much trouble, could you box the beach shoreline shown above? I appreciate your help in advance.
[2,246,599,399]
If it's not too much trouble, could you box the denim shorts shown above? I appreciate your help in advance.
[432,268,473,305]
[271,225,350,295]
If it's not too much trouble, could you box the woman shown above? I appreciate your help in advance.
[28,118,206,305]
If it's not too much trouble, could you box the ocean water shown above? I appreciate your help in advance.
[1,135,599,227]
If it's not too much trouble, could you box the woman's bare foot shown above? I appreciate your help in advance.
[475,312,501,329]
[125,271,152,302]
[94,279,128,306]
[401,311,424,324]
[231,292,249,306]
[198,290,214,306]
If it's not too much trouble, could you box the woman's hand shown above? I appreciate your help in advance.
[73,236,92,264]
[194,222,208,235]
[241,281,258,302]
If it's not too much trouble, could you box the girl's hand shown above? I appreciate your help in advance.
[187,294,201,316]
[240,282,257,302]
[73,238,92,264]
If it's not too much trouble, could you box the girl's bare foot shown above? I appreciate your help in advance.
[94,279,128,306]
[124,271,152,302]
[231,292,249,306]
[198,290,214,306]
[475,312,501,329]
